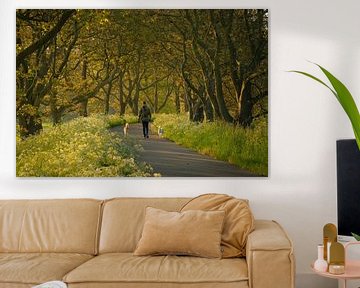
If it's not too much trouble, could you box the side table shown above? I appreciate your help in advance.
[311,242,360,288]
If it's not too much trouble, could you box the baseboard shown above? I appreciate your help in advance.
[296,273,337,288]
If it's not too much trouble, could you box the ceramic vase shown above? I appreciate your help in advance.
[314,244,328,272]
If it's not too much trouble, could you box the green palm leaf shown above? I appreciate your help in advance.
[290,64,360,150]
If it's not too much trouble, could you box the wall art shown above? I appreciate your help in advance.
[16,9,268,177]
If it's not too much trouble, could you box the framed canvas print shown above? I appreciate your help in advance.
[16,9,268,177]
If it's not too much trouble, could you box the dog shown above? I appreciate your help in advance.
[158,127,164,138]
[123,123,129,136]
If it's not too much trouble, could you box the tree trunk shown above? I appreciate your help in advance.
[184,83,193,120]
[175,85,181,114]
[79,59,88,117]
[238,83,254,127]
[193,101,204,122]
[154,83,159,113]
[119,73,126,115]
[190,38,221,120]
[204,97,214,122]
[184,96,189,113]
[104,82,113,115]
[209,10,234,123]
[52,110,62,125]
[50,92,62,125]
[131,88,140,116]
[213,56,233,122]
[79,99,88,117]
[203,72,221,120]
[18,112,43,139]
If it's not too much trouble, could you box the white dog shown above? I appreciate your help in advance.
[158,127,164,138]
[123,123,129,136]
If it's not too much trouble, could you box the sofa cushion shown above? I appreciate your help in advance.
[0,199,102,254]
[134,207,225,258]
[63,253,248,285]
[99,198,190,253]
[0,253,93,285]
[181,194,254,258]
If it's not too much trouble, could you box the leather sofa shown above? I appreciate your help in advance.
[0,198,295,288]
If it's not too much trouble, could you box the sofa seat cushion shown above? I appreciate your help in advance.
[64,253,248,285]
[0,253,93,285]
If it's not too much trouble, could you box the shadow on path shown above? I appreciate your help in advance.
[111,123,257,177]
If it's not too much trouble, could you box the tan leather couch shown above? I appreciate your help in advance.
[0,198,295,288]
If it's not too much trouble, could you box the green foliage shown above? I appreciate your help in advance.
[106,114,138,128]
[352,232,360,241]
[290,63,360,150]
[17,116,152,177]
[154,114,268,175]
[16,10,268,138]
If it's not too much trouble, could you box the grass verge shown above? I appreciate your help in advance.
[106,114,138,128]
[153,114,268,176]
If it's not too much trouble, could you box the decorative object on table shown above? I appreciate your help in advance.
[328,264,345,275]
[329,242,345,275]
[323,223,337,262]
[32,281,67,288]
[314,244,328,272]
[312,237,360,288]
[290,63,360,149]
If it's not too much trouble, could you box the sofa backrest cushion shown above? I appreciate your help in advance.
[181,194,254,258]
[0,199,102,254]
[99,198,189,253]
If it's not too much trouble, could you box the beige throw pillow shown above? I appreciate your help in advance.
[181,194,255,258]
[134,207,225,258]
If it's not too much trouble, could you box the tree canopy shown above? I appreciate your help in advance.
[16,9,268,138]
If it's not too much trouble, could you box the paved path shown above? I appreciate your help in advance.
[111,124,256,177]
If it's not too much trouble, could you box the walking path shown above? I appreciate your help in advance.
[111,123,256,177]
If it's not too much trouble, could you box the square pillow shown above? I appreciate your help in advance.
[134,207,225,258]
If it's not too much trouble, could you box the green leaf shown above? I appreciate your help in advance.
[316,65,360,147]
[289,64,360,150]
[288,70,337,99]
[351,232,360,241]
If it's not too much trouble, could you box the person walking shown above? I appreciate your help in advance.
[138,101,152,138]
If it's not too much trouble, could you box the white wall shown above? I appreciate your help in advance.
[1,0,359,287]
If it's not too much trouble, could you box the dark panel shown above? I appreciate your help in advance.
[337,139,360,236]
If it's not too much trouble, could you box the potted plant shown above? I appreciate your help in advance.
[291,63,360,241]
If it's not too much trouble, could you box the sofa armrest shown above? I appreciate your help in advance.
[246,220,295,288]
